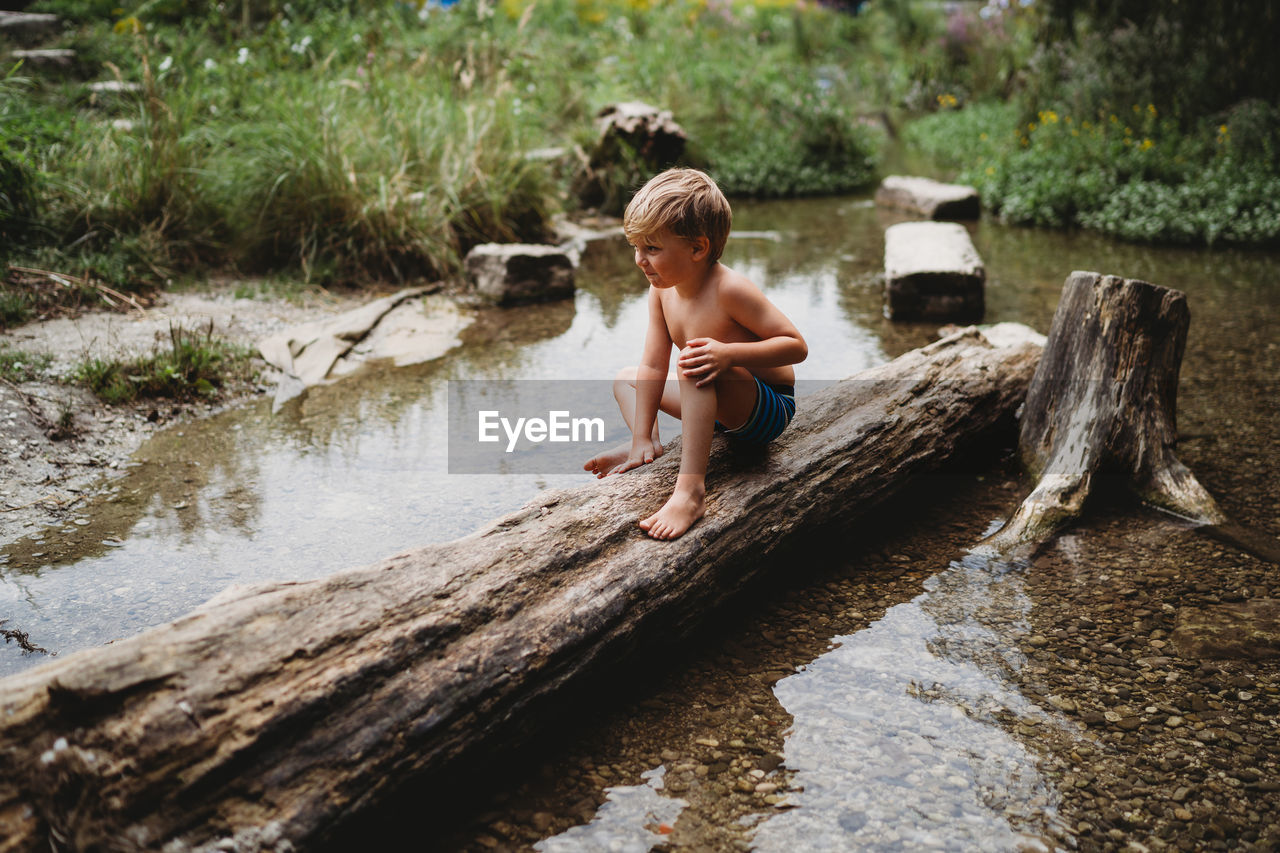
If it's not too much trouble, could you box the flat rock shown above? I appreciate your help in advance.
[258,286,470,409]
[10,48,75,69]
[465,243,575,305]
[0,11,59,42]
[883,221,985,322]
[87,80,143,94]
[875,175,980,220]
[1171,599,1280,660]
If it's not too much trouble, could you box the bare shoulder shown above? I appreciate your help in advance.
[713,264,767,306]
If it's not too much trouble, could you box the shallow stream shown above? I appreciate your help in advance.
[2,195,1278,851]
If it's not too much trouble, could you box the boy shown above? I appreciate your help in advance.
[583,168,807,540]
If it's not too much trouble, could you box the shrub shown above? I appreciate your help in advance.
[906,101,1280,246]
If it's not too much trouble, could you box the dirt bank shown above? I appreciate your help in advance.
[0,281,372,550]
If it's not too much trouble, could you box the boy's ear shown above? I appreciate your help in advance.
[690,236,711,260]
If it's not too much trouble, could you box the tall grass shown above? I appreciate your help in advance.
[11,0,890,287]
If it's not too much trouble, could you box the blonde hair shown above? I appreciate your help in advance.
[623,168,732,262]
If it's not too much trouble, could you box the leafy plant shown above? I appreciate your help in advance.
[73,322,253,403]
[906,100,1280,246]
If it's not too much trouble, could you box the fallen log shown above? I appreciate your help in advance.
[0,325,1043,853]
[981,271,1224,557]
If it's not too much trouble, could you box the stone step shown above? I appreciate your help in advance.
[465,243,575,305]
[875,174,980,220]
[87,80,143,94]
[883,221,985,322]
[10,47,75,70]
[0,11,60,43]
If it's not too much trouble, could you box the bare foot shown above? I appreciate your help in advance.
[583,443,632,478]
[583,439,663,478]
[638,488,705,540]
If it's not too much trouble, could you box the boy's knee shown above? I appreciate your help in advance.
[615,365,639,383]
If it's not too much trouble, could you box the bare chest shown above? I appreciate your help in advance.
[660,288,753,349]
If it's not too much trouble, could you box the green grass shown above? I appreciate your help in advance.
[0,348,52,382]
[9,0,894,290]
[0,287,35,328]
[72,322,254,404]
[905,101,1280,246]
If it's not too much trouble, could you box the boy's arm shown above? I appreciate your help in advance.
[678,279,807,387]
[616,288,673,472]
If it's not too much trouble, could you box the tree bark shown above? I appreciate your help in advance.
[0,326,1042,853]
[981,271,1224,557]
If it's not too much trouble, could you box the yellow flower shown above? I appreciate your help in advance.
[113,15,143,34]
[1140,138,1154,151]
[1147,104,1157,117]
[979,132,988,141]
[986,166,996,175]
[1218,124,1230,135]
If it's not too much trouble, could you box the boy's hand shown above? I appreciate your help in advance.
[678,338,731,388]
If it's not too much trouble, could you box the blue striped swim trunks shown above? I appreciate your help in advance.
[718,375,796,445]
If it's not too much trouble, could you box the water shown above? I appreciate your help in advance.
[3,194,1278,850]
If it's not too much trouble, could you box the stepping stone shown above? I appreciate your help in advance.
[10,48,75,70]
[87,80,143,94]
[0,11,60,43]
[875,175,980,220]
[465,243,575,305]
[883,221,985,322]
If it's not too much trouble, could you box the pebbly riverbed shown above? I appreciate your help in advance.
[2,195,1278,851]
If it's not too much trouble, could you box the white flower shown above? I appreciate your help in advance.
[290,35,312,55]
[237,47,250,64]
[204,58,217,71]
[158,55,173,72]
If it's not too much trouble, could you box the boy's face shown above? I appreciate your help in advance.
[630,228,711,290]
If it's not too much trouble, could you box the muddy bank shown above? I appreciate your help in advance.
[0,282,374,550]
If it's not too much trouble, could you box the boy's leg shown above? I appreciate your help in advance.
[613,366,682,438]
[583,366,680,477]
[639,367,757,540]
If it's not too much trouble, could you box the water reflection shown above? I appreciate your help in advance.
[754,552,1078,852]
[535,767,686,853]
[0,205,891,676]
